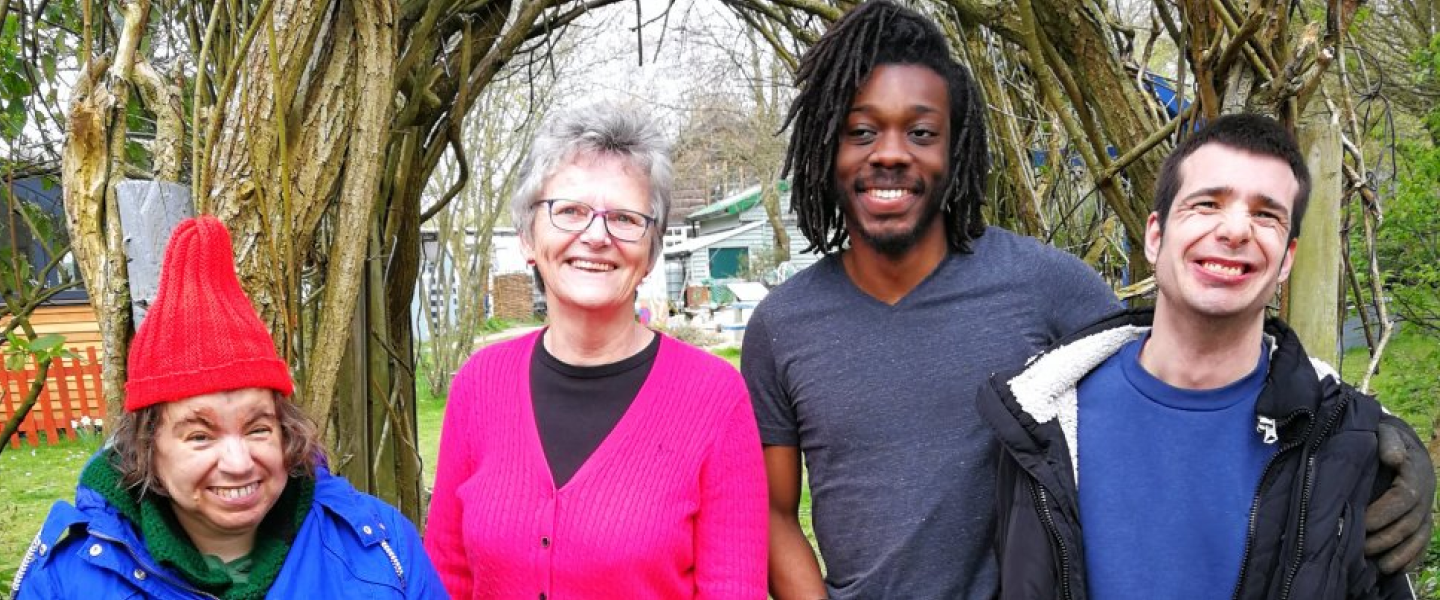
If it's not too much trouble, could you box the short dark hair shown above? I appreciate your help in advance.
[1153,113,1311,241]
[109,391,323,497]
[781,0,990,254]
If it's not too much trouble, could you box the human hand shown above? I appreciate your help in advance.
[1364,415,1436,574]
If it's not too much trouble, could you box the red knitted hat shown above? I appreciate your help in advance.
[124,216,293,412]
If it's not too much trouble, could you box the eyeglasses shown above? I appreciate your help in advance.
[537,199,655,242]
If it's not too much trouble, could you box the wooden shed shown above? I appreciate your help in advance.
[23,304,102,352]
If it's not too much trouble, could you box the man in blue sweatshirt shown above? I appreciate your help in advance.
[979,114,1418,599]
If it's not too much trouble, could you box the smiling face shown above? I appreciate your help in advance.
[835,64,951,257]
[1147,143,1299,325]
[152,388,288,555]
[525,154,655,318]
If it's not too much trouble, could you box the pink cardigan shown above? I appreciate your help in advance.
[424,331,767,599]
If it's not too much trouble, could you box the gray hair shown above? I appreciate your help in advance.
[510,100,674,266]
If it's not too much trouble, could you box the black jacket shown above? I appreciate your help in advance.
[976,309,1414,600]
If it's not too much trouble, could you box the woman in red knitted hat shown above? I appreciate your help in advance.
[424,100,767,599]
[13,216,446,599]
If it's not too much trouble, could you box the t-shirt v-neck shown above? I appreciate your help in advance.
[836,252,957,309]
[530,331,660,488]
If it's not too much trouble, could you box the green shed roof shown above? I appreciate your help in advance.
[685,181,790,222]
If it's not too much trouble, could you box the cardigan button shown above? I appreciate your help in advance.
[363,525,374,535]
[88,544,103,557]
[539,594,547,600]
[133,569,147,581]
[541,536,551,549]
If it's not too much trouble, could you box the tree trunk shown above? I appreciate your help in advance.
[761,175,791,263]
[61,0,631,522]
[61,1,147,425]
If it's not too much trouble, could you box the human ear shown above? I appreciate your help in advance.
[1276,238,1298,283]
[1143,212,1163,265]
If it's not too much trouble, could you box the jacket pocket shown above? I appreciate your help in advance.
[1323,502,1356,596]
[1300,438,1375,599]
[1275,501,1354,600]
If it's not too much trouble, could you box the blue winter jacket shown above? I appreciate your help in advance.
[10,462,447,599]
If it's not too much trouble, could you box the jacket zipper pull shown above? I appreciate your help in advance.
[1256,416,1279,444]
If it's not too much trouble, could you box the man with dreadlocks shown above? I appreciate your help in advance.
[743,3,1118,597]
[741,2,1434,599]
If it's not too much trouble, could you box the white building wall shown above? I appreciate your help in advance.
[489,229,529,275]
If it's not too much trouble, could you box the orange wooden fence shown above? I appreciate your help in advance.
[1,347,105,448]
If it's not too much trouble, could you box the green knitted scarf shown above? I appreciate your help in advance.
[80,450,314,600]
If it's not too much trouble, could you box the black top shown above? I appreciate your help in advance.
[530,330,660,488]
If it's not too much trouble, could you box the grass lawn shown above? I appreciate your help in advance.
[1339,324,1440,438]
[416,378,447,490]
[712,346,741,365]
[0,436,104,594]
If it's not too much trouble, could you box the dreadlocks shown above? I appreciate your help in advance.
[782,0,990,254]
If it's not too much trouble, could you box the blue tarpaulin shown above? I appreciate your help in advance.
[1030,70,1195,168]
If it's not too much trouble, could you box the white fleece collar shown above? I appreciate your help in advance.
[1006,325,1149,487]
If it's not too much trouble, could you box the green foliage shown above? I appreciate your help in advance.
[123,100,157,171]
[1,91,27,140]
[0,247,33,293]
[1422,35,1440,144]
[1378,147,1439,328]
[1351,5,1373,26]
[1,0,83,165]
[481,316,517,334]
[9,189,64,258]
[1417,525,1440,599]
[0,15,26,141]
[1358,33,1440,335]
[3,331,75,371]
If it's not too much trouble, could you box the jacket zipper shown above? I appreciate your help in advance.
[1031,480,1075,600]
[380,539,405,586]
[88,530,222,599]
[9,531,43,594]
[1278,393,1350,600]
[1231,409,1311,600]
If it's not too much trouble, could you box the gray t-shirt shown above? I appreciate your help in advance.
[743,227,1121,599]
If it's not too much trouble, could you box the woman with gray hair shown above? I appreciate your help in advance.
[424,100,767,599]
